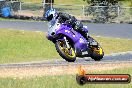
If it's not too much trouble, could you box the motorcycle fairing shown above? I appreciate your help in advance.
[55,24,88,53]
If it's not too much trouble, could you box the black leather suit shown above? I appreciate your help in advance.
[56,12,88,39]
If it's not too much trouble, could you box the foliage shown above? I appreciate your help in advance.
[82,0,130,5]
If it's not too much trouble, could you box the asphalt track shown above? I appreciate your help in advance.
[0,20,132,67]
[0,20,132,39]
[0,51,132,68]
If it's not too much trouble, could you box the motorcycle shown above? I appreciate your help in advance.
[46,19,104,62]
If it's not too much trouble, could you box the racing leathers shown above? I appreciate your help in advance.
[56,12,89,40]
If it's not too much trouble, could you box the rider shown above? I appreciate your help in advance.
[45,9,89,40]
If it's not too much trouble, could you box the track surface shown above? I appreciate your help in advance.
[0,20,132,39]
[0,52,132,68]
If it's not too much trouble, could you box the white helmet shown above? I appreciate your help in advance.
[45,9,57,21]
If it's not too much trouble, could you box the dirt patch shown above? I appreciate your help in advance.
[0,62,132,78]
[14,10,44,17]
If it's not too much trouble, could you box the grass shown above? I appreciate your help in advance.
[0,67,131,88]
[0,28,60,63]
[21,0,86,4]
[21,0,42,3]
[92,36,132,54]
[20,0,132,6]
[120,1,132,7]
[0,28,132,63]
[55,0,86,5]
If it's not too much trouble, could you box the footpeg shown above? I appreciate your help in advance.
[90,41,98,46]
[89,40,98,46]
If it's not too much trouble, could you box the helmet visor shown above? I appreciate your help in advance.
[46,14,53,21]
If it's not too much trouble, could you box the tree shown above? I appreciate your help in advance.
[83,0,131,5]
[83,0,120,23]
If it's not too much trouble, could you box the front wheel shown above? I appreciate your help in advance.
[55,39,76,62]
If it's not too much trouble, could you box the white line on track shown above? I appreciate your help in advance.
[105,51,132,56]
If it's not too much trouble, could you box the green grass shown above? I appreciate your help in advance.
[55,0,86,5]
[0,28,60,63]
[20,0,132,6]
[120,1,132,7]
[0,28,132,64]
[21,0,86,4]
[93,36,132,54]
[21,0,42,3]
[0,67,131,88]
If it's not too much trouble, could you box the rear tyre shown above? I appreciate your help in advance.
[91,48,104,61]
[55,40,76,62]
[88,37,104,61]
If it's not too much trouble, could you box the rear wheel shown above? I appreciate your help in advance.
[90,46,104,61]
[88,37,104,61]
[55,38,76,62]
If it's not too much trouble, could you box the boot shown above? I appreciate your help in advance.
[83,32,89,40]
[88,36,98,46]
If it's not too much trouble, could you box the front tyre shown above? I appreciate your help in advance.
[55,40,76,62]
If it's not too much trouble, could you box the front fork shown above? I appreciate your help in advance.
[64,37,70,48]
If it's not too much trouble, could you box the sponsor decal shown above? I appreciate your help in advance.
[76,66,131,85]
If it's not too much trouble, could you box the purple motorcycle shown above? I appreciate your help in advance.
[46,19,104,62]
